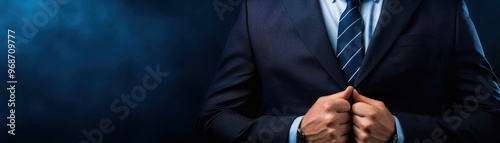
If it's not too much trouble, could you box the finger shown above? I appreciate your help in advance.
[353,123,369,143]
[326,124,351,142]
[325,112,350,129]
[354,136,366,143]
[332,99,351,113]
[336,133,350,143]
[351,102,373,117]
[337,122,352,136]
[334,112,351,124]
[353,115,372,132]
[329,86,354,100]
[323,99,351,113]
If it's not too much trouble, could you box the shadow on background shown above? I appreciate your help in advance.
[0,0,497,142]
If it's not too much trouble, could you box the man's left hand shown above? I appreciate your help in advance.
[352,89,395,143]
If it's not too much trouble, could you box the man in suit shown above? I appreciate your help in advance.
[199,0,500,142]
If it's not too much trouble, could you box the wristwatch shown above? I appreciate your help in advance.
[390,132,398,143]
[297,128,306,143]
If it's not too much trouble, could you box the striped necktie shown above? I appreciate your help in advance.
[336,0,364,85]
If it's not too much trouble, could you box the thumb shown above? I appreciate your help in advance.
[330,86,354,99]
[352,89,376,104]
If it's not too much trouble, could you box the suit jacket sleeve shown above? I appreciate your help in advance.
[393,1,500,142]
[198,1,298,142]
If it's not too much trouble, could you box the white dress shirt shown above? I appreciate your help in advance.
[289,0,405,143]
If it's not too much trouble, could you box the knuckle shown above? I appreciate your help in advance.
[327,128,337,136]
[322,120,331,127]
[358,134,369,141]
[367,110,377,118]
[323,114,335,122]
[360,122,372,130]
[322,116,335,126]
[322,102,334,110]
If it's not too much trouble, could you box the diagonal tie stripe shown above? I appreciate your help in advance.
[336,0,364,85]
[341,46,362,70]
[336,32,362,57]
[339,6,358,22]
[337,17,362,39]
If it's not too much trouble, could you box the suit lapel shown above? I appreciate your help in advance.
[282,0,348,88]
[354,0,422,86]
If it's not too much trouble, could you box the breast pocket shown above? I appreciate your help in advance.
[383,35,442,75]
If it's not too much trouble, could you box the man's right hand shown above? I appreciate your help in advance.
[300,86,353,143]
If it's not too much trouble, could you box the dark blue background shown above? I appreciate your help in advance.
[0,0,498,142]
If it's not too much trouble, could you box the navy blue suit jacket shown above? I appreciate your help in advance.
[199,0,500,142]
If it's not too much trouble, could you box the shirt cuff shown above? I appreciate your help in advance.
[288,116,304,143]
[393,115,405,143]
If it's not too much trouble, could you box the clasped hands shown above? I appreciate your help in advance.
[300,86,395,143]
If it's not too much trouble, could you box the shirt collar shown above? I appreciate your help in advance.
[332,0,379,3]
